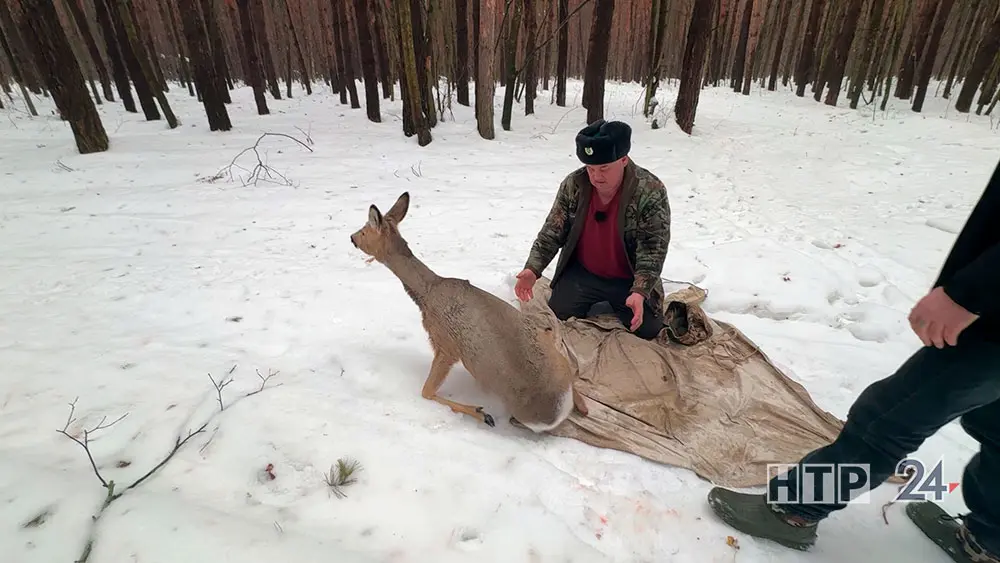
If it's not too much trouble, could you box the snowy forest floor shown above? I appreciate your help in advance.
[1,78,998,563]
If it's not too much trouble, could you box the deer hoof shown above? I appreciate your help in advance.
[476,407,495,427]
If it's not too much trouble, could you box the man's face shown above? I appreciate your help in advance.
[586,156,628,190]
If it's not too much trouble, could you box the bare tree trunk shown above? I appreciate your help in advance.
[92,0,137,112]
[555,0,568,106]
[794,0,824,97]
[501,0,522,130]
[820,0,865,106]
[523,0,537,115]
[943,0,982,99]
[179,0,231,130]
[767,0,795,91]
[731,0,754,91]
[643,0,667,115]
[896,0,938,99]
[252,0,281,99]
[116,0,178,127]
[108,0,160,120]
[395,0,431,144]
[582,0,614,124]
[236,0,270,114]
[956,8,1000,113]
[476,0,496,138]
[912,0,956,112]
[675,0,714,134]
[283,0,311,95]
[201,0,232,103]
[353,0,380,119]
[847,0,885,108]
[0,0,40,115]
[455,0,470,105]
[63,0,114,102]
[22,0,108,153]
[409,0,435,126]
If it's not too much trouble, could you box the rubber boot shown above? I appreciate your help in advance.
[906,501,1000,563]
[707,487,818,551]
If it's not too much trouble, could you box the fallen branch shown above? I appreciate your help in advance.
[210,132,314,187]
[58,366,282,562]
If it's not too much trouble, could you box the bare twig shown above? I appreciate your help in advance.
[212,132,314,187]
[58,365,283,563]
[55,397,129,488]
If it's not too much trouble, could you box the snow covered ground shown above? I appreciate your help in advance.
[1,77,997,563]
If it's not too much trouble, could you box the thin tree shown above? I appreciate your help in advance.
[675,0,715,134]
[283,0,311,95]
[501,0,523,130]
[767,0,795,91]
[522,0,538,115]
[820,0,865,106]
[643,0,667,115]
[201,0,232,103]
[0,0,40,115]
[793,0,824,97]
[581,0,615,124]
[731,0,753,92]
[455,0,470,105]
[21,0,108,153]
[353,0,380,120]
[116,0,178,127]
[477,0,497,138]
[333,0,360,108]
[236,0,270,114]
[846,0,886,109]
[63,0,115,102]
[555,0,568,106]
[955,6,1000,113]
[896,0,939,99]
[912,0,956,112]
[395,0,431,144]
[179,0,232,130]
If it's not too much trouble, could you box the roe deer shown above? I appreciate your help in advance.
[350,192,588,431]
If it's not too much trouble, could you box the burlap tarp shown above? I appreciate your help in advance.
[517,277,848,488]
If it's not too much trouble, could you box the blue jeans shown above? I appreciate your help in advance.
[767,340,1000,554]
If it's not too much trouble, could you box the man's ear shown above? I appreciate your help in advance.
[385,192,409,224]
[367,205,383,229]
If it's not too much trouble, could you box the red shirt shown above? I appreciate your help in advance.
[575,188,632,279]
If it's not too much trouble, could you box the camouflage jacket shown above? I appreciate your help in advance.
[524,160,671,317]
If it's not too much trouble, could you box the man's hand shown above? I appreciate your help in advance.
[625,292,644,331]
[907,286,979,348]
[515,269,538,302]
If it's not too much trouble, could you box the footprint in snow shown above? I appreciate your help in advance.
[451,527,483,550]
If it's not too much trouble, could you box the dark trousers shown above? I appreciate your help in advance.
[547,260,664,340]
[769,339,1000,554]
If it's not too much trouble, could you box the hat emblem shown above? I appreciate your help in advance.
[584,147,593,155]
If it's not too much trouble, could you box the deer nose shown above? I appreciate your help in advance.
[350,234,358,248]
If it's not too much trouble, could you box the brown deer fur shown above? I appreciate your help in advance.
[350,192,588,431]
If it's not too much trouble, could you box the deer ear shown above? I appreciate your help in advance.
[368,205,383,229]
[385,191,409,224]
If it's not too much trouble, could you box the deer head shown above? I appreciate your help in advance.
[350,192,410,262]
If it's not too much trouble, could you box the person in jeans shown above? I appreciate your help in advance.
[707,159,1000,562]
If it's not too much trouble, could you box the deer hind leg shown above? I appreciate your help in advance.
[421,349,496,428]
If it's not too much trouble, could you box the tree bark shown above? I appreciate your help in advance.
[200,0,231,103]
[395,0,431,144]
[794,0,825,97]
[501,0,522,130]
[731,0,754,92]
[92,0,137,112]
[523,0,537,115]
[455,0,470,105]
[847,0,885,108]
[0,0,40,114]
[955,8,1000,113]
[582,0,614,124]
[555,0,568,106]
[896,0,938,99]
[912,0,956,112]
[179,0,231,130]
[283,0,311,95]
[943,0,983,99]
[251,0,281,99]
[476,0,496,138]
[236,0,270,114]
[352,0,380,119]
[118,0,178,126]
[675,0,714,135]
[372,0,393,99]
[109,0,161,121]
[821,0,865,106]
[64,0,114,102]
[767,0,795,91]
[21,0,108,153]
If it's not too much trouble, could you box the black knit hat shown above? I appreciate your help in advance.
[575,119,631,165]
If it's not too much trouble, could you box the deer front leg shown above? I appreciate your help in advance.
[421,350,495,428]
